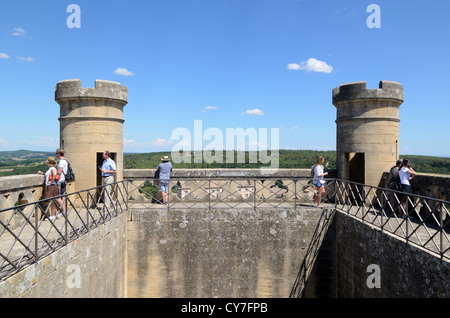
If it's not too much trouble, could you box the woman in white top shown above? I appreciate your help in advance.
[398,158,416,218]
[38,157,61,220]
[313,156,328,207]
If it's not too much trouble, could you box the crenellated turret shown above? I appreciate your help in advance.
[55,79,128,193]
[332,80,404,188]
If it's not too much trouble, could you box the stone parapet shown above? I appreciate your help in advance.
[55,79,128,104]
[381,172,450,201]
[124,168,337,180]
[332,80,404,105]
[0,175,44,211]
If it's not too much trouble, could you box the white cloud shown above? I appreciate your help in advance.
[0,53,10,59]
[16,56,35,62]
[114,67,135,76]
[241,108,264,116]
[291,126,299,130]
[287,58,333,73]
[123,138,137,147]
[23,137,58,148]
[0,138,8,146]
[10,27,31,38]
[150,138,173,147]
[287,63,301,70]
[201,106,218,112]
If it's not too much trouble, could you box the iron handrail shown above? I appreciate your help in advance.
[333,178,449,260]
[0,180,129,281]
[128,177,449,260]
[1,176,448,282]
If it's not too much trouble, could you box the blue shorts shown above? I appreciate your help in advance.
[159,181,169,192]
[314,180,325,187]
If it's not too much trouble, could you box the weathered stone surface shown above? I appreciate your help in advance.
[0,211,129,298]
[335,212,450,297]
[126,207,330,298]
[55,79,128,193]
[333,81,404,188]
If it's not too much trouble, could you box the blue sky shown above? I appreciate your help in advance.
[1,0,449,157]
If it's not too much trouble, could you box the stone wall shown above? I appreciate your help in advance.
[0,211,129,297]
[381,172,450,202]
[335,211,450,297]
[0,175,76,227]
[126,207,331,298]
[0,175,45,211]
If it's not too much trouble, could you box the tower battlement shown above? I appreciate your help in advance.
[55,79,128,193]
[332,81,403,105]
[55,79,128,104]
[332,80,404,189]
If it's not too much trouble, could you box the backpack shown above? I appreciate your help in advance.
[62,159,76,182]
[310,165,315,178]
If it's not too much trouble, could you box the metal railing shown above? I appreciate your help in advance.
[128,177,450,260]
[127,177,337,211]
[0,180,129,281]
[1,176,449,282]
[334,179,450,260]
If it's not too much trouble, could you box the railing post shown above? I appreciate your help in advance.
[34,204,39,263]
[126,180,129,210]
[167,179,170,212]
[440,202,444,260]
[64,195,68,245]
[253,179,256,211]
[362,186,366,222]
[294,179,297,211]
[405,194,409,242]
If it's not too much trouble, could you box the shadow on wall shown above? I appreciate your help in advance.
[289,208,336,298]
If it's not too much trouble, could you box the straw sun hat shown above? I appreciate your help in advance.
[46,156,57,166]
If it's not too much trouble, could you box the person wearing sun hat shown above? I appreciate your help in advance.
[38,156,61,220]
[156,155,172,204]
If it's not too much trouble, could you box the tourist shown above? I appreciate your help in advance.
[55,148,67,214]
[312,156,328,207]
[38,157,60,221]
[156,156,172,204]
[386,159,402,215]
[55,148,68,195]
[99,151,117,210]
[398,158,417,218]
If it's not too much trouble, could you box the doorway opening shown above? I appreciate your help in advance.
[345,152,365,204]
[346,152,365,184]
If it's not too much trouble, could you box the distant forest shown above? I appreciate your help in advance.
[124,150,450,175]
[1,150,449,177]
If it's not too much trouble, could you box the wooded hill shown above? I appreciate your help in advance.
[1,150,449,176]
[124,150,450,175]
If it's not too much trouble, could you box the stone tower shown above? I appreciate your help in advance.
[332,81,404,188]
[55,79,128,192]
